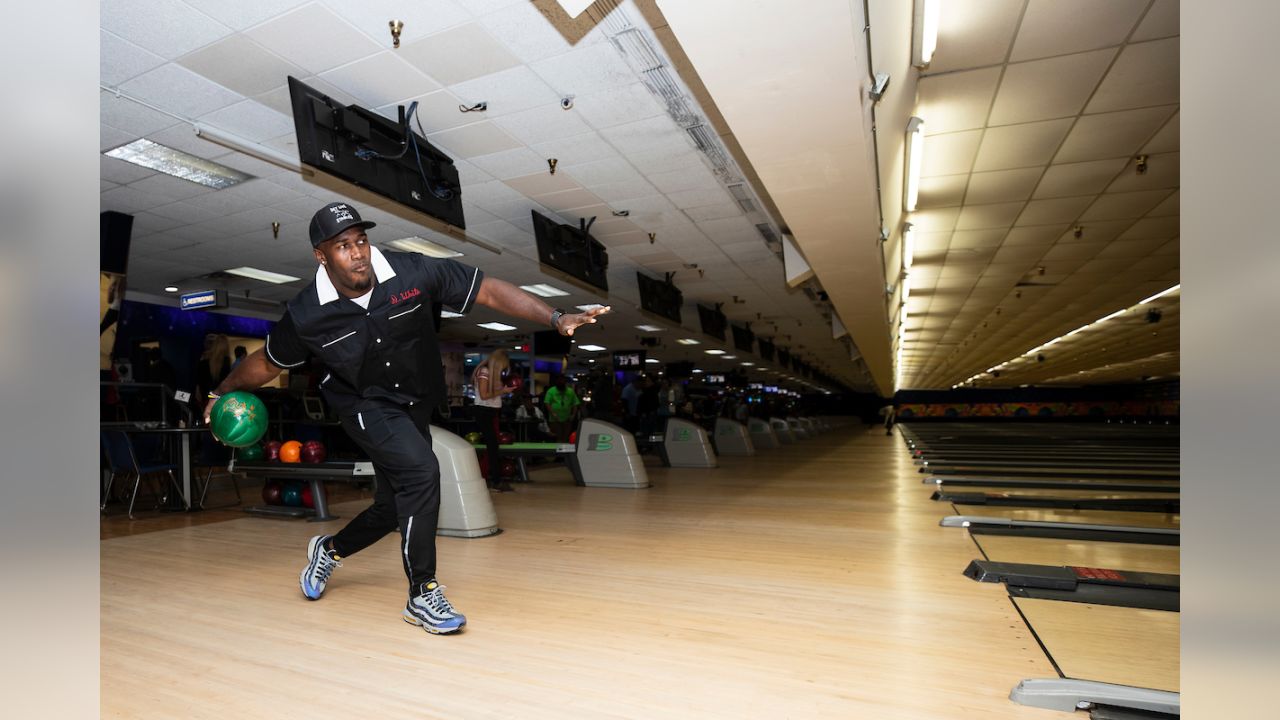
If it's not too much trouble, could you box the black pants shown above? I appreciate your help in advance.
[329,402,440,598]
[469,405,501,484]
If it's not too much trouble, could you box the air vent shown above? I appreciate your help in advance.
[755,223,779,246]
[727,183,758,213]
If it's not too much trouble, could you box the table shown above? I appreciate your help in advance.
[104,423,210,511]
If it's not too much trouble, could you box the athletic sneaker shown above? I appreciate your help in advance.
[402,579,467,634]
[299,535,342,600]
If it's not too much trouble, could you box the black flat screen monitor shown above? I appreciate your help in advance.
[533,329,572,356]
[636,272,682,324]
[697,304,726,341]
[531,210,609,295]
[287,76,465,229]
[612,350,644,369]
[665,361,694,379]
[757,338,775,362]
[731,324,754,353]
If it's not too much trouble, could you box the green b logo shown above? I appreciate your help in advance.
[674,428,692,442]
[587,434,613,451]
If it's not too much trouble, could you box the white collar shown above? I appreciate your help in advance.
[315,246,398,305]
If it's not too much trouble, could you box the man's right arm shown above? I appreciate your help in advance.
[202,349,284,424]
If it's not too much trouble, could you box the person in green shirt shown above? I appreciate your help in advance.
[543,375,581,443]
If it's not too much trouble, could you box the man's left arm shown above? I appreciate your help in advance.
[474,277,610,335]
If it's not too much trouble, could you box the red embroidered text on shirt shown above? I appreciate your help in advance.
[390,288,422,304]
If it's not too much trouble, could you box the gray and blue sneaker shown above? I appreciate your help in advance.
[300,535,342,600]
[402,579,467,634]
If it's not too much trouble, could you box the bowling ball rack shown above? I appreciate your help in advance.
[232,458,375,522]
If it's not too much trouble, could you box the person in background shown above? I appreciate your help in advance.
[880,403,896,436]
[543,375,581,443]
[620,374,644,432]
[231,345,248,370]
[515,392,552,440]
[472,350,516,492]
[194,334,230,418]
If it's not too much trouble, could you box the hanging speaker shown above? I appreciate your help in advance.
[101,211,134,275]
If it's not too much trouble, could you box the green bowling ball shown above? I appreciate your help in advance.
[238,443,265,462]
[209,391,268,448]
[465,431,483,444]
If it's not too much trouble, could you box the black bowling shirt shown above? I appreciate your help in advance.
[264,247,483,415]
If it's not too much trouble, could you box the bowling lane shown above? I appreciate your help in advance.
[957,506,1180,529]
[1014,598,1179,692]
[973,535,1179,575]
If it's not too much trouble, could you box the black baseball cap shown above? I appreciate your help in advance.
[309,202,376,247]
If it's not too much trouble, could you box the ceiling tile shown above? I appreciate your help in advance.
[592,178,663,204]
[1053,106,1176,163]
[532,132,621,167]
[921,130,984,179]
[1142,112,1179,154]
[1117,216,1178,240]
[949,229,1007,249]
[478,0,607,64]
[917,174,968,209]
[910,207,961,233]
[427,121,522,158]
[491,102,592,145]
[1016,196,1095,225]
[1033,158,1128,198]
[468,147,547,180]
[1105,152,1178,193]
[1041,241,1106,262]
[1079,190,1174,221]
[126,173,216,203]
[330,0,471,46]
[599,115,693,157]
[504,171,582,196]
[198,99,294,142]
[1098,238,1166,258]
[964,167,1042,204]
[1003,225,1066,247]
[926,0,1023,73]
[666,186,733,210]
[991,244,1047,264]
[529,42,635,97]
[100,123,140,152]
[177,34,307,98]
[245,4,383,75]
[398,22,520,86]
[916,67,1002,134]
[319,52,440,107]
[559,156,640,187]
[100,89,183,136]
[1148,190,1179,217]
[101,29,166,86]
[972,118,1073,171]
[1131,0,1180,41]
[572,82,667,131]
[532,188,603,214]
[120,63,244,119]
[956,202,1024,230]
[1086,38,1179,114]
[182,0,308,31]
[989,49,1116,125]
[1010,0,1148,62]
[1057,219,1135,244]
[647,165,721,195]
[449,66,561,118]
[101,0,231,60]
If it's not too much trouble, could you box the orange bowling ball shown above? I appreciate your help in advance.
[279,440,303,463]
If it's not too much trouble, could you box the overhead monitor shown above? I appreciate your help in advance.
[696,304,727,341]
[531,209,609,295]
[731,324,754,353]
[636,271,683,324]
[287,76,465,229]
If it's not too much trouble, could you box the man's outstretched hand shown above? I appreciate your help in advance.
[558,305,611,336]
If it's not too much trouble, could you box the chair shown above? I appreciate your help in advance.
[100,430,182,519]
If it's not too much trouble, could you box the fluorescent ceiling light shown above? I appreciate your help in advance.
[705,349,726,355]
[440,310,464,319]
[578,344,606,352]
[104,139,253,189]
[388,236,463,258]
[477,322,517,331]
[520,283,570,298]
[225,267,300,284]
[723,355,737,360]
[635,324,663,332]
[1138,284,1181,305]
[913,0,940,66]
[677,338,701,345]
[692,369,704,374]
[576,304,605,312]
[1095,309,1127,324]
[164,286,179,293]
[645,358,660,364]
[741,362,755,366]
[902,224,915,272]
[904,117,925,212]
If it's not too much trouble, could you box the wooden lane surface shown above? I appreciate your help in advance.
[1013,598,1179,692]
[102,428,1056,719]
[953,505,1180,529]
[972,535,1180,575]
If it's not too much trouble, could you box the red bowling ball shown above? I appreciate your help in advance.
[504,376,523,393]
[497,430,515,445]
[501,458,518,478]
[263,440,282,462]
[301,440,327,464]
[262,480,283,505]
[301,483,315,509]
